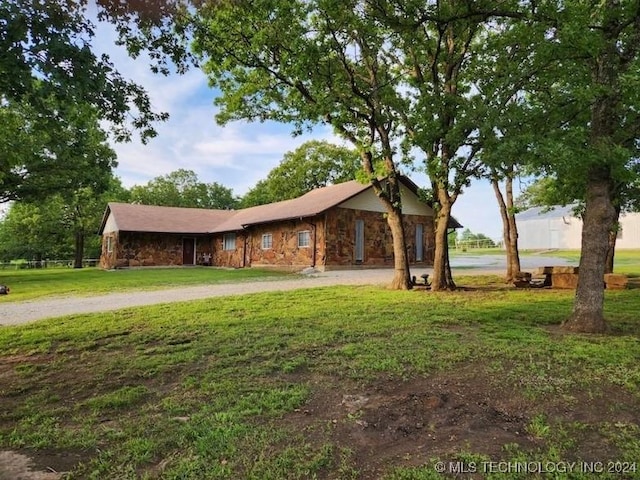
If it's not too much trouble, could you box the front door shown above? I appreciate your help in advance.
[355,219,364,263]
[182,238,195,265]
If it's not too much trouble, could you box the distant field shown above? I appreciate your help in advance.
[0,267,289,302]
[538,249,640,275]
[451,248,640,275]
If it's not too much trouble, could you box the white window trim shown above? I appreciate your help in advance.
[298,230,311,248]
[223,233,236,251]
[262,233,273,250]
[106,236,113,254]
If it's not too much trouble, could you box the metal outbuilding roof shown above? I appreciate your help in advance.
[516,204,579,221]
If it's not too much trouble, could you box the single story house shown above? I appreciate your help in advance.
[516,205,640,250]
[99,177,461,270]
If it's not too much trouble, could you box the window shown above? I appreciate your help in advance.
[106,236,113,253]
[298,230,311,248]
[262,233,273,250]
[223,233,236,251]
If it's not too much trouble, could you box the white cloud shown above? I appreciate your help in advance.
[92,16,343,195]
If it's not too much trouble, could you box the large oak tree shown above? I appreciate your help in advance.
[1,0,178,202]
[516,0,640,332]
[191,0,414,289]
[130,169,239,209]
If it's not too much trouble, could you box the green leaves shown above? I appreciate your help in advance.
[0,176,129,262]
[0,94,116,203]
[130,169,239,209]
[0,0,168,143]
[241,141,360,207]
[194,0,407,157]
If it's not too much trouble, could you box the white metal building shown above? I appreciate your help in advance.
[516,205,640,250]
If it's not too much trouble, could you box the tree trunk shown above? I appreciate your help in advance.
[443,231,455,287]
[564,12,622,333]
[562,173,615,333]
[605,205,621,274]
[357,150,412,290]
[505,176,521,280]
[431,200,456,291]
[386,205,412,290]
[605,231,616,274]
[491,175,521,283]
[493,178,512,280]
[74,231,84,269]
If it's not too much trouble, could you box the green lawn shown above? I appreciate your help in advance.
[1,284,638,479]
[0,267,289,302]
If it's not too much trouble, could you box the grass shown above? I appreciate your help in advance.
[2,249,638,303]
[0,267,289,302]
[1,282,639,478]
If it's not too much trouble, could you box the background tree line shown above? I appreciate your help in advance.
[0,141,359,264]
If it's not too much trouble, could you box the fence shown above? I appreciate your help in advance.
[453,238,502,250]
[0,259,100,270]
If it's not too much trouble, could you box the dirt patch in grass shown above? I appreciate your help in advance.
[0,449,84,480]
[282,366,638,479]
[2,362,638,479]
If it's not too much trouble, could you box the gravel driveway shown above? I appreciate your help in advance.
[0,270,397,327]
[0,254,574,327]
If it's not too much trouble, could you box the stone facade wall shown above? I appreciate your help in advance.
[325,208,390,267]
[246,217,325,269]
[100,232,118,269]
[403,214,435,265]
[101,232,214,268]
[212,232,247,268]
[100,208,433,270]
[324,207,434,267]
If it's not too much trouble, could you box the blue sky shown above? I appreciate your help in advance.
[94,19,515,241]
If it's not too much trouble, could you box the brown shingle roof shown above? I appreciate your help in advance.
[99,177,462,235]
[100,203,235,234]
[209,180,370,233]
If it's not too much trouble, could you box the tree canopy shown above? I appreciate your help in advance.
[241,141,360,207]
[512,0,640,332]
[1,1,179,204]
[0,96,117,203]
[0,175,129,263]
[130,169,238,209]
[1,0,171,142]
